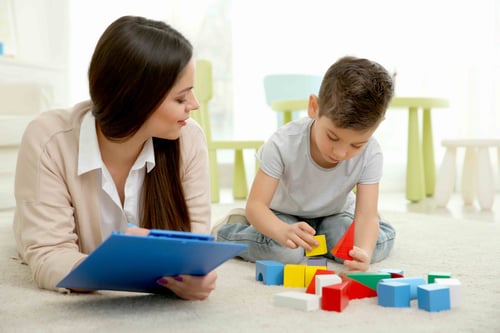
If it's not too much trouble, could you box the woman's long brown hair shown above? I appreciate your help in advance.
[88,16,192,231]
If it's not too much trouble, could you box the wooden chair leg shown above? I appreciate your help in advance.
[209,150,220,203]
[233,149,248,199]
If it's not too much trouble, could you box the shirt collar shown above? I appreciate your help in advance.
[77,112,156,176]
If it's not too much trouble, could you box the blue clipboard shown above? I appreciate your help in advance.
[56,230,247,294]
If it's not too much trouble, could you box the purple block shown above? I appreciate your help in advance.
[307,257,327,267]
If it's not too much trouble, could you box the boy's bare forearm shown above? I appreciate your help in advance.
[354,215,379,261]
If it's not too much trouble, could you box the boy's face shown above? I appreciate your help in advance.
[307,95,378,168]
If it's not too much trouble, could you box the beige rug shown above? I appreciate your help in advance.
[1,208,499,333]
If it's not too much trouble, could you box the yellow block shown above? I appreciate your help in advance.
[305,235,327,257]
[305,266,327,287]
[284,264,306,288]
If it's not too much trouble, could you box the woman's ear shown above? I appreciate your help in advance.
[307,94,319,118]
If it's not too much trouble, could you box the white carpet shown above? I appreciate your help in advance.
[1,207,499,333]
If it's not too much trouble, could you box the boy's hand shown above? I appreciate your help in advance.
[343,246,370,272]
[277,222,317,251]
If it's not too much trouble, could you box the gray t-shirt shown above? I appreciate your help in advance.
[257,117,383,218]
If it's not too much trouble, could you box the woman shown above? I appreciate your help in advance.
[12,15,215,300]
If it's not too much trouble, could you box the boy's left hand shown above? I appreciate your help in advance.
[342,246,370,272]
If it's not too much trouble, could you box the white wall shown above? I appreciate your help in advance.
[231,0,500,191]
[3,0,500,193]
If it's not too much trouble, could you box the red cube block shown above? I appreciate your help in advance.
[321,280,351,312]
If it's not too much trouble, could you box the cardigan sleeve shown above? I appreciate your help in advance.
[12,111,88,292]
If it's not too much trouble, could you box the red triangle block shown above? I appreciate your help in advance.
[342,276,377,299]
[330,221,355,260]
[305,269,335,294]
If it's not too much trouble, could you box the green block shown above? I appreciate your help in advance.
[428,272,451,283]
[345,272,391,290]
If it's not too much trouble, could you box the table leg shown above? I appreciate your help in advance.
[283,111,293,125]
[406,107,426,202]
[422,108,436,196]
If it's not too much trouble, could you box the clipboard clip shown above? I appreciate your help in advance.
[148,229,215,242]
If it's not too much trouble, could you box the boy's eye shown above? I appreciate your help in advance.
[327,135,338,141]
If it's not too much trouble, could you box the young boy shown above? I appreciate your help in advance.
[214,56,395,272]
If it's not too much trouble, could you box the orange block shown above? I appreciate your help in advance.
[330,221,355,260]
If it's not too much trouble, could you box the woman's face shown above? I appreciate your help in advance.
[140,59,199,140]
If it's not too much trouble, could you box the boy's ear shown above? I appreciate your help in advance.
[307,94,319,118]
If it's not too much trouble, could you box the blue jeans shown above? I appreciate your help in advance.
[217,211,395,264]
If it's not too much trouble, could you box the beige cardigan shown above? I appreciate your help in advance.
[12,101,211,292]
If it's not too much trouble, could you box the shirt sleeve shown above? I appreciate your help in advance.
[358,138,384,185]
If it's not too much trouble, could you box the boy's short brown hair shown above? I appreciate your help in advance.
[318,56,394,130]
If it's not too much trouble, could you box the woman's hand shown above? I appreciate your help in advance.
[156,270,217,300]
[342,246,370,272]
[275,222,317,251]
[125,227,150,236]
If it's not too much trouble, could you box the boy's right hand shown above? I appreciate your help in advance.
[277,222,318,251]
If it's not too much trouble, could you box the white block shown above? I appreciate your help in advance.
[274,291,320,311]
[435,278,462,308]
[315,274,342,296]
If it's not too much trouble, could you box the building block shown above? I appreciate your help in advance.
[379,268,404,278]
[305,265,327,288]
[417,284,451,312]
[379,277,426,299]
[305,234,327,256]
[284,264,306,288]
[315,274,342,296]
[435,278,461,308]
[307,257,327,267]
[377,280,411,308]
[342,276,377,299]
[344,271,391,290]
[255,260,284,285]
[274,291,320,311]
[321,281,351,312]
[330,221,355,260]
[428,271,451,283]
[305,269,335,294]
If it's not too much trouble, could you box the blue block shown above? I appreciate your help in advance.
[377,281,411,308]
[379,276,426,299]
[417,284,451,312]
[256,260,284,285]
